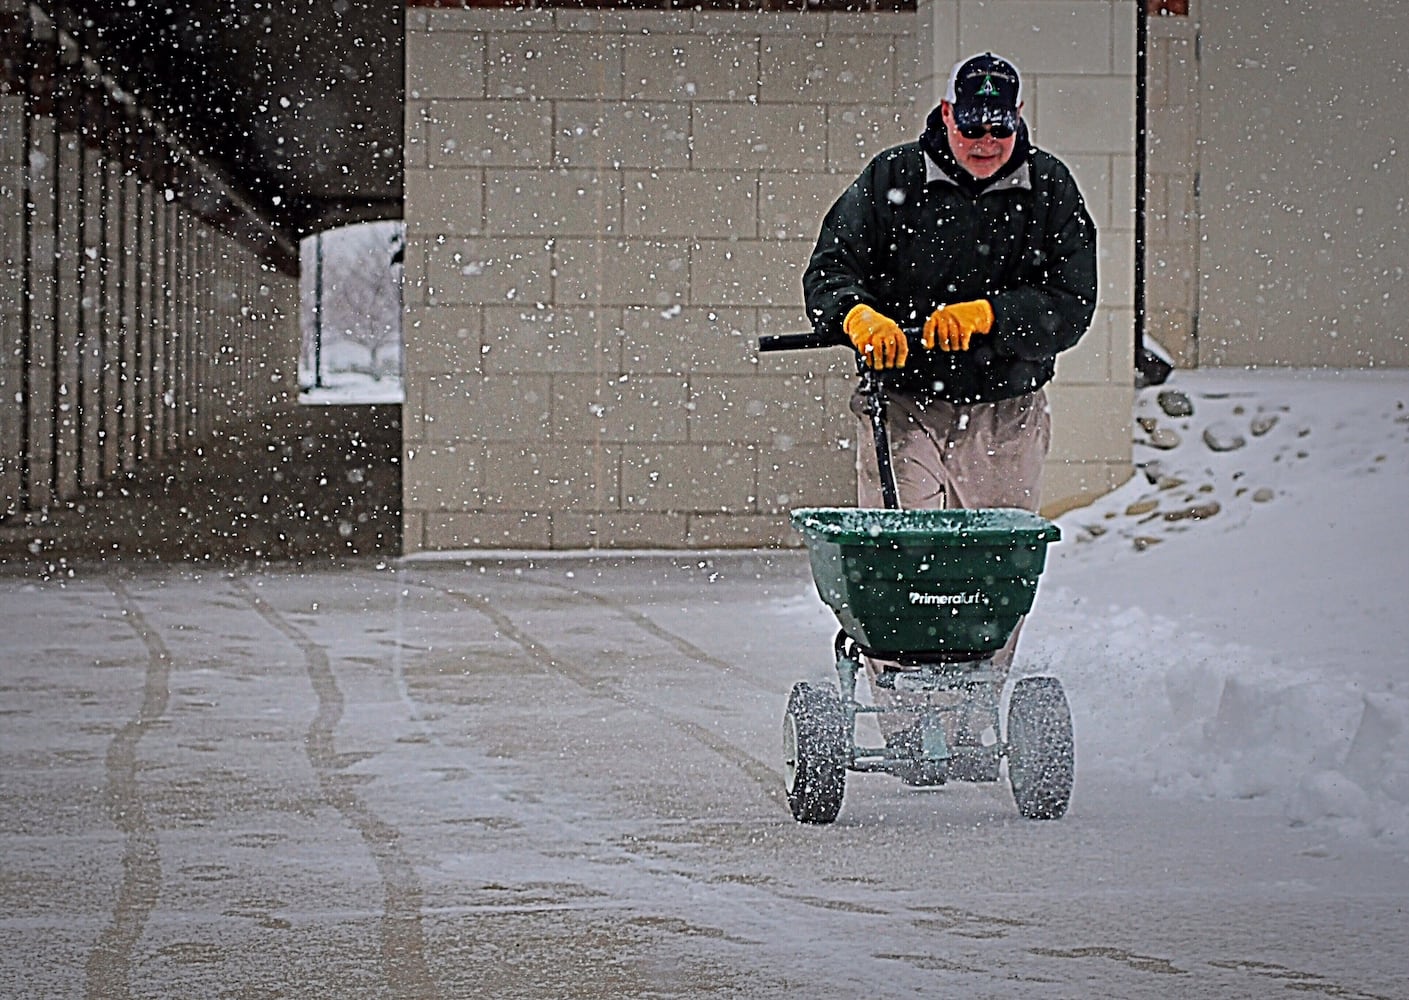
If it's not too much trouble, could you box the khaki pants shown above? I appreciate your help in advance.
[851,387,1051,740]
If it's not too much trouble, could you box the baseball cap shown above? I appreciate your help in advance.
[944,53,1022,132]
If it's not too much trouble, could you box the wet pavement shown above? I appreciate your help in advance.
[3,552,1406,999]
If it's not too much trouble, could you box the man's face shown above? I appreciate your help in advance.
[941,100,1021,179]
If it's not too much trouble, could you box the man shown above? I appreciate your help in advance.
[802,52,1097,781]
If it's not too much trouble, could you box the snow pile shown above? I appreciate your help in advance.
[1029,369,1409,846]
[781,369,1409,846]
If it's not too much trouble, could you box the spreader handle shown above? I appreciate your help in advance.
[756,328,924,353]
[757,331,848,352]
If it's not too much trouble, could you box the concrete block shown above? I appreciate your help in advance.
[623,33,760,102]
[962,2,1113,76]
[556,9,695,36]
[758,33,900,105]
[407,29,485,99]
[759,172,847,241]
[822,11,917,36]
[828,103,920,172]
[1098,228,1135,309]
[752,332,855,380]
[553,511,689,549]
[426,510,552,549]
[690,238,812,309]
[1147,105,1197,168]
[402,511,426,553]
[551,374,689,444]
[1146,307,1197,368]
[1146,237,1198,307]
[686,373,832,446]
[425,100,554,168]
[822,373,862,436]
[553,238,692,310]
[481,441,620,510]
[757,307,824,342]
[1046,382,1133,464]
[686,513,799,549]
[405,166,483,236]
[404,440,485,511]
[425,237,552,307]
[621,443,757,512]
[403,305,484,377]
[1113,0,1137,79]
[1040,459,1131,517]
[1061,154,1111,231]
[689,103,829,172]
[623,169,757,239]
[401,239,429,307]
[620,306,762,376]
[487,33,623,101]
[1111,153,1136,234]
[1054,318,1111,385]
[1033,75,1134,156]
[421,372,552,443]
[914,0,960,98]
[554,101,691,170]
[693,11,815,38]
[755,441,855,512]
[481,306,622,375]
[431,8,550,34]
[484,168,622,238]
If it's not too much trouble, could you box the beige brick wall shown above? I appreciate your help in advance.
[1197,0,1409,368]
[1145,9,1201,367]
[403,4,1136,551]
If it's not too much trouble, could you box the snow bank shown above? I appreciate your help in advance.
[778,369,1409,848]
[1040,369,1409,847]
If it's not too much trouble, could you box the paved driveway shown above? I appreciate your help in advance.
[2,555,1403,999]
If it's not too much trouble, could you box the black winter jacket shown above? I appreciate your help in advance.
[803,133,1098,405]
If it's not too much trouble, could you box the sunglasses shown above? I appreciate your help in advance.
[957,122,1015,140]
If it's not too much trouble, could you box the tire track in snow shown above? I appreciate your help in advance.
[410,578,783,802]
[85,576,170,1000]
[531,577,778,697]
[229,576,437,1000]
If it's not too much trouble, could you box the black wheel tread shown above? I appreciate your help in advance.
[784,682,847,824]
[1006,676,1074,820]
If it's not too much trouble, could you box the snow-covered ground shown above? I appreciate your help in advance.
[1023,369,1409,848]
[298,368,405,405]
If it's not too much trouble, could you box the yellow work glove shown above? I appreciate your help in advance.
[922,299,995,352]
[843,304,907,369]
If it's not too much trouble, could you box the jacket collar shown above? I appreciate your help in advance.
[918,106,1033,196]
[925,152,1032,193]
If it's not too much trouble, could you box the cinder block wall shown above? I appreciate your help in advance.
[1144,9,1201,368]
[403,3,1136,551]
[1197,0,1409,368]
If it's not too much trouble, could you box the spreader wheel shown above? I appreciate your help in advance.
[1006,676,1074,820]
[783,682,847,824]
